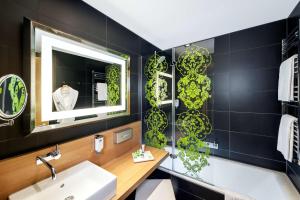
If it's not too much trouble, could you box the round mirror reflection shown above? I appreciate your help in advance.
[0,74,28,120]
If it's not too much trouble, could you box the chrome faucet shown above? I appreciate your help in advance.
[36,145,61,180]
[36,156,57,180]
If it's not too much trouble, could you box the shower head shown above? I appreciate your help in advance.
[157,56,165,64]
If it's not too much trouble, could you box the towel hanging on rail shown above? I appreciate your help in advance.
[96,82,107,101]
[277,114,297,162]
[278,54,297,102]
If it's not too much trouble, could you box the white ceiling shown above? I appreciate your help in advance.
[83,0,300,50]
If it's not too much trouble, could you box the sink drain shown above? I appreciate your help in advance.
[64,195,74,200]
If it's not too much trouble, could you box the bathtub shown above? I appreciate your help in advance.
[160,147,300,200]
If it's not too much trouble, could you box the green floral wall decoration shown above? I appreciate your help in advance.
[144,53,169,149]
[176,45,212,178]
[144,107,168,148]
[145,107,168,131]
[145,77,168,107]
[177,73,211,110]
[144,54,168,79]
[177,136,210,177]
[106,64,121,105]
[177,110,212,139]
[177,46,211,76]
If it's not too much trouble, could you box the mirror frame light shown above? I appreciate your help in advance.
[25,19,130,133]
[40,31,126,121]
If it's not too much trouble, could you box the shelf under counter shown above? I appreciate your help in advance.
[102,145,169,200]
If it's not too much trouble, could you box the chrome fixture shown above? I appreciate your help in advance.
[157,56,166,64]
[36,156,57,180]
[206,141,219,150]
[36,145,61,180]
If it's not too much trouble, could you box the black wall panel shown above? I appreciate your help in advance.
[0,0,159,159]
[207,19,287,171]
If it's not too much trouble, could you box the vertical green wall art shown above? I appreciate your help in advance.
[144,54,169,149]
[106,64,121,106]
[176,46,212,178]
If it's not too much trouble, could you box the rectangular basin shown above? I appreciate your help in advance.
[9,160,117,200]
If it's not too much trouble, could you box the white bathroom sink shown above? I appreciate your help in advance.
[9,160,117,200]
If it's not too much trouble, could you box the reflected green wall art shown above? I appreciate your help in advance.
[176,45,212,178]
[144,53,168,149]
[106,64,121,106]
[8,76,27,114]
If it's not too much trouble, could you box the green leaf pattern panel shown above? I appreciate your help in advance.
[8,76,26,114]
[144,107,168,148]
[144,53,168,149]
[106,64,121,106]
[176,46,212,178]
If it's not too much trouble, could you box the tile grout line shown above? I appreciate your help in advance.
[228,33,231,159]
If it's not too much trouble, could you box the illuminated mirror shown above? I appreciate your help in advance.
[25,19,130,132]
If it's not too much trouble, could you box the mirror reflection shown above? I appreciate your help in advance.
[0,74,27,119]
[51,50,121,124]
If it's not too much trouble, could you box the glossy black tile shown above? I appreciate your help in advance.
[39,1,107,44]
[230,44,282,71]
[230,131,284,161]
[174,188,203,200]
[0,134,39,159]
[230,68,279,93]
[130,74,139,94]
[130,92,139,115]
[213,72,230,92]
[214,34,230,54]
[230,91,281,114]
[287,164,300,193]
[210,53,230,73]
[107,18,140,55]
[210,111,230,131]
[106,113,140,129]
[230,19,286,51]
[230,151,286,171]
[206,129,229,150]
[212,91,230,111]
[140,39,161,56]
[172,176,224,200]
[230,112,281,137]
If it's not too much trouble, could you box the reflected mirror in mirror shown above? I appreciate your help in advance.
[0,74,28,120]
[156,72,172,105]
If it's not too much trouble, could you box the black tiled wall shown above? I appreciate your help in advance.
[290,2,300,18]
[206,19,286,171]
[286,16,300,192]
[0,0,158,159]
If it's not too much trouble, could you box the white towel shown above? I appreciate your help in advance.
[277,114,297,162]
[278,54,297,101]
[96,83,107,101]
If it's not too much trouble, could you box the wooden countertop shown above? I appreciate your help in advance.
[102,145,169,200]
